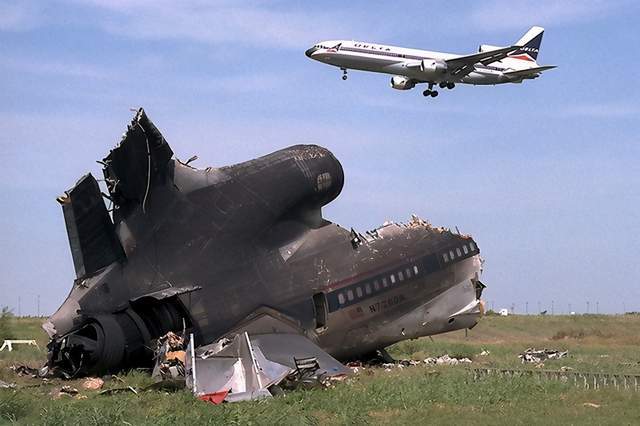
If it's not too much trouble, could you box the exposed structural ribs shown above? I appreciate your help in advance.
[102,108,173,218]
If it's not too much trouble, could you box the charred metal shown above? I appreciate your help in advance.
[45,109,485,382]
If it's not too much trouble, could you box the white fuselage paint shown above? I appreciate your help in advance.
[307,40,532,86]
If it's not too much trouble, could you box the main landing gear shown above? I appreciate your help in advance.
[439,82,455,89]
[423,83,438,98]
[341,68,348,80]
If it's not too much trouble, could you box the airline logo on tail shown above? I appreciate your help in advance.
[508,26,544,62]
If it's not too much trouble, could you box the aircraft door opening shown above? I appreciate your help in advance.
[313,292,328,332]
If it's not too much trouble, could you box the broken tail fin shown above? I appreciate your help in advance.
[510,26,545,62]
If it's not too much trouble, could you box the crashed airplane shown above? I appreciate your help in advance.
[45,109,485,384]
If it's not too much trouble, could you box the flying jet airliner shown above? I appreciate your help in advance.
[305,26,555,98]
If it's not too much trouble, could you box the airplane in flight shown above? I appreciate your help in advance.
[305,26,555,98]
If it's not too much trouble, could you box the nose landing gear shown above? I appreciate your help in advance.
[341,68,348,80]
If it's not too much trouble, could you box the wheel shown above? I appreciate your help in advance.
[423,90,431,97]
[430,91,439,97]
[447,83,455,89]
[439,82,447,89]
[342,75,347,80]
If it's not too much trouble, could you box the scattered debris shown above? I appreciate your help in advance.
[478,350,491,356]
[560,366,574,372]
[10,364,40,377]
[583,402,601,408]
[82,377,104,390]
[424,355,472,366]
[0,380,16,389]
[519,348,568,364]
[152,332,186,381]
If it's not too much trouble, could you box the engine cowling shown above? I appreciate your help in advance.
[420,59,448,76]
[390,76,416,90]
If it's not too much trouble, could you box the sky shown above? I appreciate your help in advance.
[1,0,639,316]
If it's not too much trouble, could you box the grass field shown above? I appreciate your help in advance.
[2,314,640,425]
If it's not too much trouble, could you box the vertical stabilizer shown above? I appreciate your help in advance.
[510,26,544,62]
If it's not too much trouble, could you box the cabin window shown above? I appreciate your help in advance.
[390,274,396,284]
[382,277,388,287]
[356,287,363,298]
[312,293,328,330]
[338,293,345,305]
[443,253,449,262]
[405,268,412,278]
[449,250,455,259]
[398,271,404,281]
[365,283,372,295]
[463,245,469,254]
[414,265,419,274]
[374,280,380,291]
[347,290,354,301]
[456,248,462,257]
[469,241,476,251]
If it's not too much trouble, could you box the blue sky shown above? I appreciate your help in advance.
[1,0,639,316]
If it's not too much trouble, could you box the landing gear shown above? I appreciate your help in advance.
[447,82,455,89]
[423,83,438,98]
[439,82,456,89]
[341,68,348,80]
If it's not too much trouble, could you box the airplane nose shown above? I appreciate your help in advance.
[305,47,317,58]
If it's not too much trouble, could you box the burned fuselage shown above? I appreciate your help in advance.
[45,109,485,376]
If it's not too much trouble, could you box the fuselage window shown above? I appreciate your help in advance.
[449,250,455,259]
[463,245,469,254]
[443,253,449,262]
[405,268,412,278]
[365,283,372,295]
[347,290,354,301]
[413,265,419,274]
[382,277,388,287]
[398,271,404,281]
[338,293,345,305]
[356,287,363,298]
[374,280,380,291]
[456,248,462,257]
[469,241,476,251]
[390,274,396,284]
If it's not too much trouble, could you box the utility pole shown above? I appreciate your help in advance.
[37,295,40,317]
[525,301,529,315]
[551,300,554,315]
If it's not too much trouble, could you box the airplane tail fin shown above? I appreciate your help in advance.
[509,26,544,62]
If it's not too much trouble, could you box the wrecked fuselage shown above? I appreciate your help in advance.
[45,109,485,376]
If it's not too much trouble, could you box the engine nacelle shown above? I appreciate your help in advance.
[390,76,415,90]
[420,59,448,76]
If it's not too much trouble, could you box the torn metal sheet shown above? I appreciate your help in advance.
[46,108,487,380]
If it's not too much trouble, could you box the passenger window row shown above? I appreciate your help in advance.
[442,241,477,263]
[337,264,420,306]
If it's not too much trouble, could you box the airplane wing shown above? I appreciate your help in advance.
[446,45,521,77]
[503,65,557,80]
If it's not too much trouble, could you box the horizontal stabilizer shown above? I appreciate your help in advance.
[504,65,556,79]
[58,173,124,278]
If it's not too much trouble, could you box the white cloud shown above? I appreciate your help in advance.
[465,0,625,32]
[0,0,43,31]
[0,56,114,79]
[70,0,349,49]
[561,103,640,118]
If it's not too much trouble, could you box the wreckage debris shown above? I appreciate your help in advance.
[82,377,104,390]
[152,332,187,382]
[423,355,472,366]
[519,348,568,364]
[0,380,16,389]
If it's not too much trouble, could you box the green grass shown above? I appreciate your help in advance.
[2,315,640,425]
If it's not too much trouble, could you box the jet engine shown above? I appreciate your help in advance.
[390,76,416,90]
[420,59,448,77]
